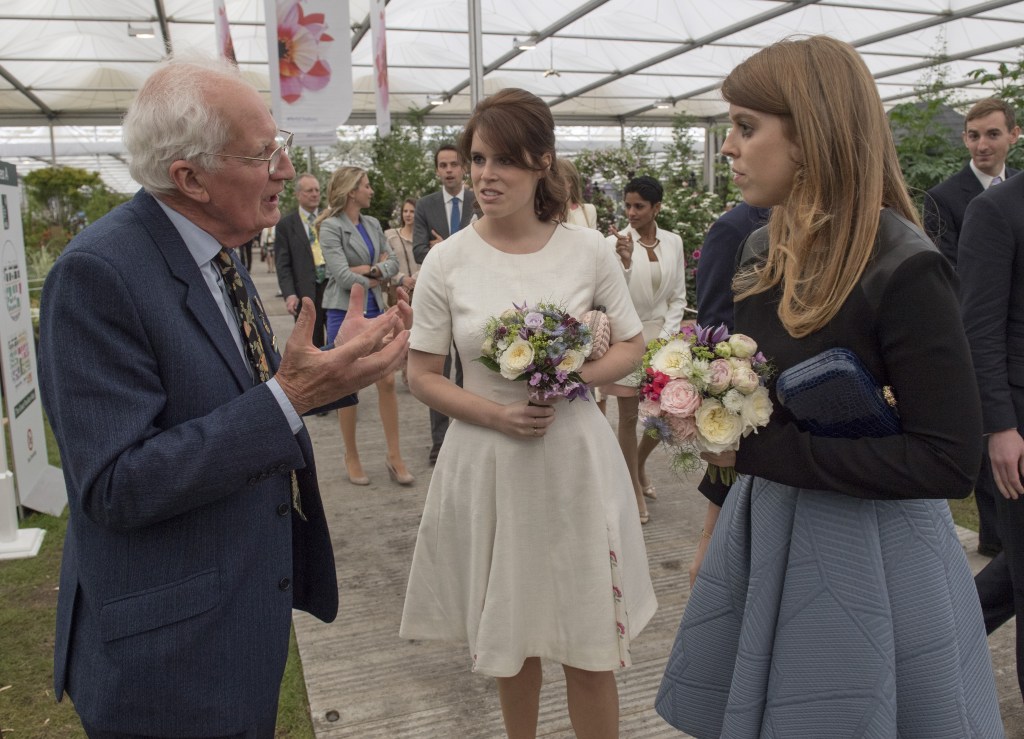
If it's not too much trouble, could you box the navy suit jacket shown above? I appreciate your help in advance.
[412,188,475,264]
[39,190,338,735]
[695,203,770,330]
[923,164,1019,268]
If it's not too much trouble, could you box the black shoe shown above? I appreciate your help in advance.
[977,543,1002,557]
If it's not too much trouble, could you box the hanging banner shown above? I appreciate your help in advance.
[370,0,390,137]
[0,161,65,519]
[265,0,351,145]
[214,0,238,64]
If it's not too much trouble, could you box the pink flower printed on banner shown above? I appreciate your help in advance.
[277,1,334,104]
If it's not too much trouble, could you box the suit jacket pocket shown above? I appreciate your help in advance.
[100,568,220,642]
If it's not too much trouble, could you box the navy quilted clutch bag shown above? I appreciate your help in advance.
[775,347,900,438]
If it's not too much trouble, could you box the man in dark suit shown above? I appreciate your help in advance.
[924,97,1020,557]
[38,58,409,738]
[413,144,475,463]
[694,202,769,330]
[924,98,1020,269]
[961,170,1024,701]
[276,172,327,347]
[412,143,476,264]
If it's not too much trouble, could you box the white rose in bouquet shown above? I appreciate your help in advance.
[728,333,758,358]
[556,349,586,373]
[651,339,693,378]
[499,338,534,380]
[694,398,745,453]
[731,366,761,395]
[740,385,773,433]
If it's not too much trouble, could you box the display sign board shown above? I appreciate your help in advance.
[0,160,65,518]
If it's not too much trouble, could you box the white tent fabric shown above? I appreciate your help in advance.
[1,0,1022,191]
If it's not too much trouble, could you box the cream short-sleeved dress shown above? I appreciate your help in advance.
[399,223,658,677]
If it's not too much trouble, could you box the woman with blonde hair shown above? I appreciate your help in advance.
[401,88,656,739]
[559,158,598,229]
[655,35,1002,737]
[316,166,414,486]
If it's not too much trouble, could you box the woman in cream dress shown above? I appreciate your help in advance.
[604,176,687,523]
[401,88,656,739]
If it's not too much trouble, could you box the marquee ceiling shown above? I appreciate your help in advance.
[1,0,1022,191]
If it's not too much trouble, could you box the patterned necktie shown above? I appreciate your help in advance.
[450,195,461,235]
[213,248,305,518]
[306,212,326,282]
[213,248,270,382]
[991,175,1003,187]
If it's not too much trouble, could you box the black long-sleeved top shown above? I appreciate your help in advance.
[700,209,982,506]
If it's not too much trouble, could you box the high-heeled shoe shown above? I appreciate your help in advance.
[386,460,415,486]
[639,509,650,525]
[642,483,657,500]
[345,457,370,486]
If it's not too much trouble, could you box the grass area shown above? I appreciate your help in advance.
[0,510,315,737]
[0,418,314,737]
[949,492,981,534]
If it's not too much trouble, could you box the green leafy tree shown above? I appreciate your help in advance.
[573,135,656,232]
[572,118,721,310]
[969,55,1024,171]
[23,166,103,231]
[21,167,128,279]
[366,113,439,228]
[886,42,966,212]
[655,114,721,305]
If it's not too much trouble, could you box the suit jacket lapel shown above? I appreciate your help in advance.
[134,192,252,390]
[339,213,371,262]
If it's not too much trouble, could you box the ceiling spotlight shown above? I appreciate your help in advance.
[513,36,538,51]
[427,95,446,107]
[128,24,156,39]
[654,98,673,109]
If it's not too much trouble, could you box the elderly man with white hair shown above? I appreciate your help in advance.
[38,56,410,738]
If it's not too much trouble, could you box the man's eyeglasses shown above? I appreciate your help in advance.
[205,130,293,175]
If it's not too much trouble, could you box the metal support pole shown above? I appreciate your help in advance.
[467,0,484,108]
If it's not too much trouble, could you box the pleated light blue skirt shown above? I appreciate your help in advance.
[655,475,1004,738]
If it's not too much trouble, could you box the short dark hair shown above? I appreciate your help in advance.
[624,175,664,204]
[965,97,1017,131]
[434,143,459,169]
[458,88,568,222]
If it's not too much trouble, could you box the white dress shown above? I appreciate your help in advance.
[399,223,658,677]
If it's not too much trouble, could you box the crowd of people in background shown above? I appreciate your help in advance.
[35,33,1024,738]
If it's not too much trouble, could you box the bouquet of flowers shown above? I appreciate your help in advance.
[638,323,773,484]
[479,301,595,404]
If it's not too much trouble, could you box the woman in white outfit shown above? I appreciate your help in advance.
[602,176,687,524]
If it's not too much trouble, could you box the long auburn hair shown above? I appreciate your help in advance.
[727,36,919,338]
[458,88,568,222]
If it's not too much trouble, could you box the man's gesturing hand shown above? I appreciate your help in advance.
[276,284,409,415]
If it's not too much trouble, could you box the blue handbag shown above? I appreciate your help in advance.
[775,347,900,438]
